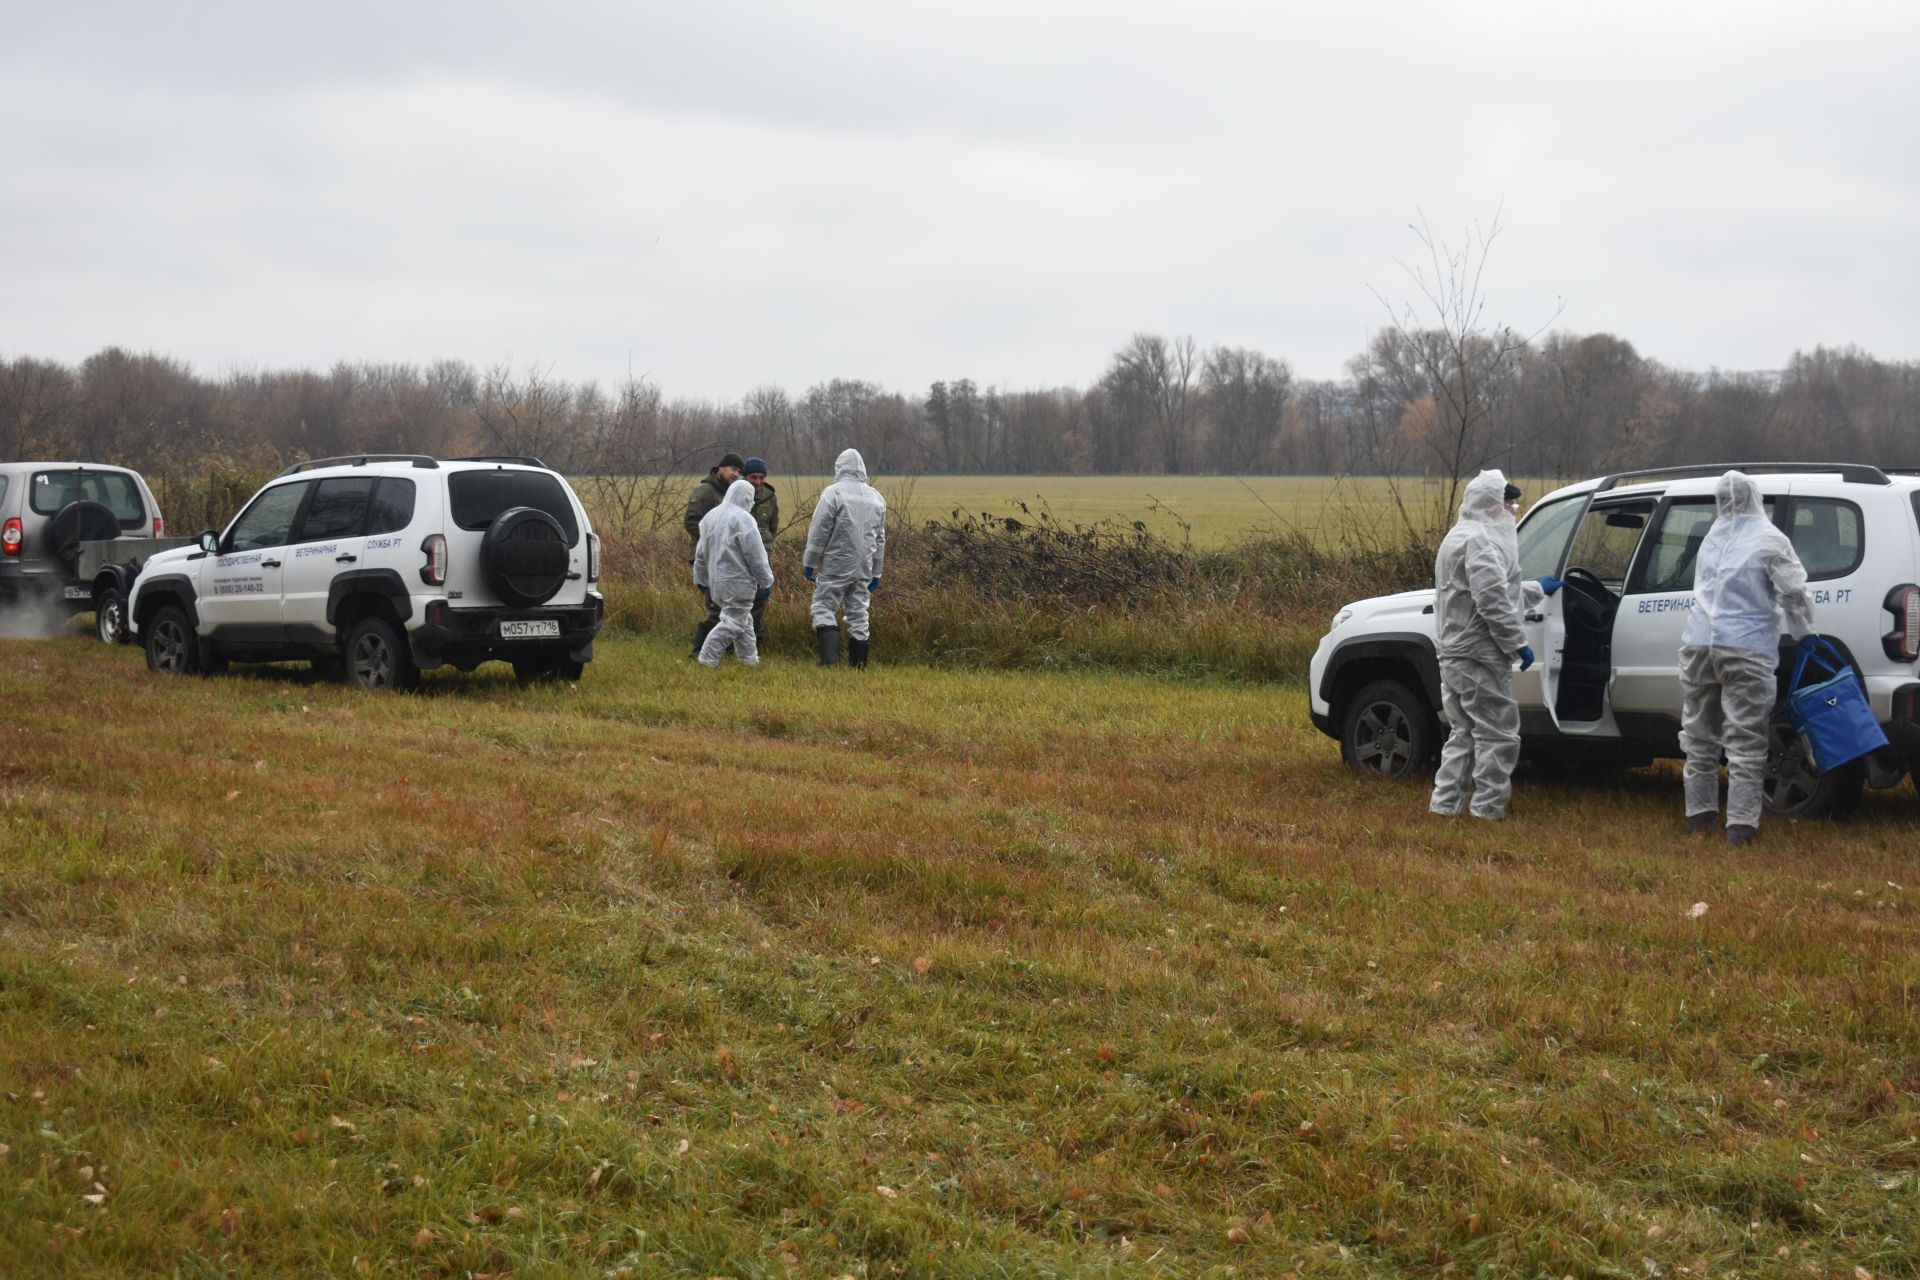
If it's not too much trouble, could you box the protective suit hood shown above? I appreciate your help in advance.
[723,478,756,511]
[1457,469,1512,525]
[1715,470,1764,520]
[834,449,868,483]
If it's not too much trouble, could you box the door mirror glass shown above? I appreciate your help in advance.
[199,530,219,553]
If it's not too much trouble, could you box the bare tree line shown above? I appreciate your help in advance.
[3,338,1917,500]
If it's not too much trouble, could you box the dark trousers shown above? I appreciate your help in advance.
[691,588,722,653]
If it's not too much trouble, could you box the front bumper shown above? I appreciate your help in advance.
[410,595,604,669]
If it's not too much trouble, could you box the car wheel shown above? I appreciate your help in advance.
[95,587,127,645]
[1339,678,1435,780]
[1763,720,1864,820]
[345,617,419,691]
[47,500,122,575]
[144,605,199,676]
[481,507,570,607]
[513,653,585,684]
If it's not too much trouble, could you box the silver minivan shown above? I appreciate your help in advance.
[0,461,165,630]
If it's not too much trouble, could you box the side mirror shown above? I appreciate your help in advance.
[198,530,219,553]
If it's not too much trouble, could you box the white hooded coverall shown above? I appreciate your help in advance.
[805,448,887,641]
[693,479,775,667]
[1678,471,1815,827]
[1429,469,1535,821]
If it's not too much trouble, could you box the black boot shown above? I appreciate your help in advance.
[815,626,841,667]
[848,636,869,669]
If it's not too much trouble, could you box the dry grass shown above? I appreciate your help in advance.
[2,632,1918,1278]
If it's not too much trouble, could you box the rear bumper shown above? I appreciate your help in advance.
[409,595,604,669]
[0,564,95,612]
[1880,682,1920,757]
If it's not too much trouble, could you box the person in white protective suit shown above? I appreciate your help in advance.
[692,479,775,668]
[1429,469,1549,821]
[1679,470,1815,845]
[803,448,887,668]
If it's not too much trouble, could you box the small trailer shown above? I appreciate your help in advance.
[78,536,200,643]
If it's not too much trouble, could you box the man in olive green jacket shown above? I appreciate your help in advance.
[684,452,744,656]
[743,457,778,646]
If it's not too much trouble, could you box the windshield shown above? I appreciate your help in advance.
[1516,495,1585,580]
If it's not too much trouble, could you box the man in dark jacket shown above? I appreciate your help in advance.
[684,452,744,656]
[743,457,778,647]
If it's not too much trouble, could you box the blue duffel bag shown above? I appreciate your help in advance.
[1785,636,1888,774]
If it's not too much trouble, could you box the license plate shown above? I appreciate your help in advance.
[64,585,91,600]
[501,619,560,639]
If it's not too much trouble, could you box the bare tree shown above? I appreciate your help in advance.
[1370,208,1562,527]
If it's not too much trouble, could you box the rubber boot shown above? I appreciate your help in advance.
[690,619,716,660]
[1686,812,1717,837]
[1726,824,1758,846]
[848,636,869,669]
[815,626,841,667]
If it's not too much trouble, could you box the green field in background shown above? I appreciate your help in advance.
[762,475,1565,546]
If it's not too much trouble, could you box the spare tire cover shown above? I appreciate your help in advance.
[47,500,123,570]
[480,506,570,607]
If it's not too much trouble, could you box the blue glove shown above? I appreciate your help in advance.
[1517,644,1536,672]
[754,585,771,604]
[804,565,815,583]
[1539,576,1563,597]
[867,577,881,593]
[1797,633,1819,657]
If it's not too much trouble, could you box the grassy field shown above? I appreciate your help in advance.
[755,477,1566,548]
[3,633,1918,1277]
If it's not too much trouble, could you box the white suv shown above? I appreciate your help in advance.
[128,454,604,688]
[1309,463,1920,819]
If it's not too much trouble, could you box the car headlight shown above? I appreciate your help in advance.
[1331,607,1354,631]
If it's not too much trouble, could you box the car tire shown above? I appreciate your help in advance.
[480,507,570,607]
[95,587,127,645]
[1339,678,1435,780]
[345,617,419,691]
[144,605,200,676]
[513,653,585,684]
[47,500,122,573]
[1763,719,1864,820]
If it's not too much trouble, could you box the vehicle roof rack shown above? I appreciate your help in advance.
[277,454,440,477]
[448,455,549,469]
[1594,462,1890,493]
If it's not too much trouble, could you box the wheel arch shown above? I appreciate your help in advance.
[1321,634,1442,729]
[132,575,200,631]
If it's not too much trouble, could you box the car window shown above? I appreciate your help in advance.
[30,469,146,526]
[1787,498,1863,581]
[1516,495,1585,581]
[446,470,579,543]
[0,476,8,510]
[1636,496,1780,593]
[226,481,311,552]
[367,478,416,536]
[1563,499,1657,591]
[296,477,373,541]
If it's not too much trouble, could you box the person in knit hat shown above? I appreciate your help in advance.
[682,452,745,657]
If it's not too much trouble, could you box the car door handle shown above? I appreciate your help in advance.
[261,558,282,569]
[336,554,358,563]
[1526,612,1545,622]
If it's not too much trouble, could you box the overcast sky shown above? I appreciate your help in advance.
[3,1,1915,401]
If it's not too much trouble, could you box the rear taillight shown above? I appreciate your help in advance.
[587,532,601,582]
[1884,585,1920,661]
[2,518,20,556]
[153,514,165,537]
[419,533,447,586]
